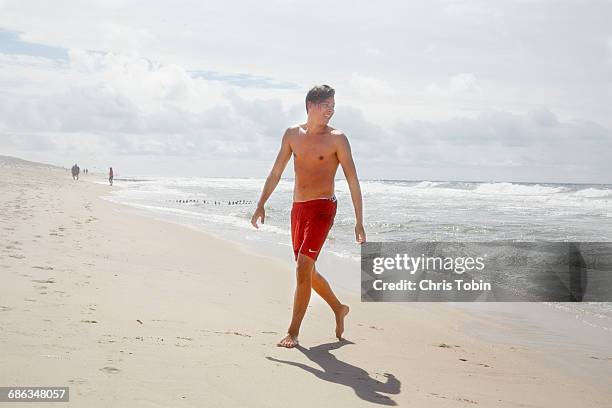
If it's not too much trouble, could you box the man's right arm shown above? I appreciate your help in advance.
[250,128,293,228]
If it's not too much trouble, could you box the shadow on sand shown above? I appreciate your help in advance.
[267,339,400,405]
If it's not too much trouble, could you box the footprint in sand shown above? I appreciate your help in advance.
[100,366,120,374]
[589,356,612,361]
[438,343,462,348]
[214,331,252,338]
[176,336,192,341]
[456,397,478,404]
[32,279,55,284]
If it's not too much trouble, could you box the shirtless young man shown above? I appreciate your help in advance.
[250,85,366,348]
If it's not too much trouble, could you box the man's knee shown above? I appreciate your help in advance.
[296,254,315,285]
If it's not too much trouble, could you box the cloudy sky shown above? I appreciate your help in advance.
[0,0,611,183]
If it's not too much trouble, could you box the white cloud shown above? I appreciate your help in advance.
[349,73,395,97]
[365,47,383,58]
[426,73,480,98]
[449,73,478,93]
[0,49,292,163]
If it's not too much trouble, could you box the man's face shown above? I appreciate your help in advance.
[310,96,335,122]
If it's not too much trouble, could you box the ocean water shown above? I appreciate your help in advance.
[101,177,612,332]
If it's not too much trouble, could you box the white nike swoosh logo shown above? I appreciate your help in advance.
[308,249,317,253]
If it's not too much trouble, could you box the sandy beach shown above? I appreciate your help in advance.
[1,156,610,407]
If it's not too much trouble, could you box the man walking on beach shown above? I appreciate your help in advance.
[251,85,366,348]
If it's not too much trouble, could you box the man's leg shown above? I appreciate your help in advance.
[278,254,315,348]
[312,266,350,339]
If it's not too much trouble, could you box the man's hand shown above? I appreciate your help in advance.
[251,206,265,229]
[355,223,366,244]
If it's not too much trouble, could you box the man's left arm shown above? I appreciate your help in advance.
[336,133,366,244]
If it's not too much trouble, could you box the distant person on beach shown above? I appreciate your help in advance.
[71,164,80,180]
[251,85,365,348]
[109,167,114,186]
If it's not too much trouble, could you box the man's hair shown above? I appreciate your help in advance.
[305,85,335,113]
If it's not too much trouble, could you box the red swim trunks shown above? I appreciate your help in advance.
[291,195,337,261]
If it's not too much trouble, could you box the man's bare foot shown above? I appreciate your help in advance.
[277,334,299,348]
[335,304,350,339]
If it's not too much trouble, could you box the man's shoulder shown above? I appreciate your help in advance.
[328,127,348,144]
[329,127,346,137]
[284,124,302,137]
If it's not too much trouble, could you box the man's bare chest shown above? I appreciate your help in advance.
[291,136,337,164]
